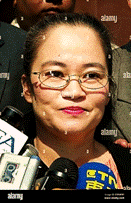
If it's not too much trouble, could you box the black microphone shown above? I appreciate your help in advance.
[0,106,28,155]
[0,106,24,129]
[35,157,78,190]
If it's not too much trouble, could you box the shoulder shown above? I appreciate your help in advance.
[0,22,27,47]
[105,142,131,164]
[0,21,26,36]
[112,47,131,88]
[121,41,131,52]
[105,142,131,186]
[0,22,27,57]
[112,47,131,104]
[112,47,131,68]
[106,142,131,160]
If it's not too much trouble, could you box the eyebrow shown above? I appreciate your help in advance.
[83,62,106,71]
[41,60,106,71]
[41,61,67,68]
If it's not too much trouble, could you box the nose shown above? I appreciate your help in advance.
[61,75,86,100]
[45,0,62,5]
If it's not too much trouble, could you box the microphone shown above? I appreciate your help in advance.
[0,144,40,190]
[0,106,28,155]
[35,157,78,190]
[22,144,39,157]
[76,162,117,189]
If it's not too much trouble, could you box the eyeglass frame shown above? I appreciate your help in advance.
[31,71,112,90]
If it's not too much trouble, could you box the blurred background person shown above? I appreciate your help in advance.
[121,0,131,52]
[112,0,131,143]
[0,21,32,114]
[12,0,76,31]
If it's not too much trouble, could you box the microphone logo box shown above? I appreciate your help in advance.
[0,119,28,155]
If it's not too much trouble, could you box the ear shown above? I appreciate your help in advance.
[13,0,17,7]
[21,74,33,104]
[105,93,111,106]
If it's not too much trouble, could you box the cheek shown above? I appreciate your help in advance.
[89,90,109,104]
[31,83,59,116]
[32,84,52,105]
[62,0,74,9]
[95,93,108,107]
[22,1,43,15]
[31,87,52,124]
[87,88,109,114]
[85,91,109,128]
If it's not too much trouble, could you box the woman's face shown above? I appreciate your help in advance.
[23,25,110,137]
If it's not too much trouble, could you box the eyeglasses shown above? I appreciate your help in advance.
[32,69,110,90]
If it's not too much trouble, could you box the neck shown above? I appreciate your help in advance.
[34,122,102,167]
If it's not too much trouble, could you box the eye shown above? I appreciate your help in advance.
[83,72,102,80]
[44,70,64,78]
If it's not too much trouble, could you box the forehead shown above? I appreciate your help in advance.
[32,25,107,70]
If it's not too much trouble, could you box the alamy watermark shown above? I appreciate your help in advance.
[101,15,118,24]
[7,193,23,201]
[101,128,117,137]
[123,71,131,78]
[0,73,10,80]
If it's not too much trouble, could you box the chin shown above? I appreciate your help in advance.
[58,116,102,134]
[55,120,92,134]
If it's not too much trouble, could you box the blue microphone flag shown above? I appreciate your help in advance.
[76,162,117,189]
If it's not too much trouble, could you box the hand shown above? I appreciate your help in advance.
[114,139,131,148]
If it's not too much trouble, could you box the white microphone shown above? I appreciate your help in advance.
[0,144,40,190]
[0,106,28,155]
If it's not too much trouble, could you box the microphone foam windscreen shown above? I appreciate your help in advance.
[76,162,117,189]
[47,157,78,189]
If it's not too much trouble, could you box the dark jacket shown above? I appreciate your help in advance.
[121,41,131,52]
[110,48,131,142]
[0,22,32,114]
[105,142,131,188]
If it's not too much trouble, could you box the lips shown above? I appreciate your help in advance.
[61,106,86,115]
[40,7,62,15]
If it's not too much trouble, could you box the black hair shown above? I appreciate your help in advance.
[24,13,112,77]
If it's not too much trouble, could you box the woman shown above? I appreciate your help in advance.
[21,13,131,189]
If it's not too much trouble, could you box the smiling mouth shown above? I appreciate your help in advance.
[61,106,87,116]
